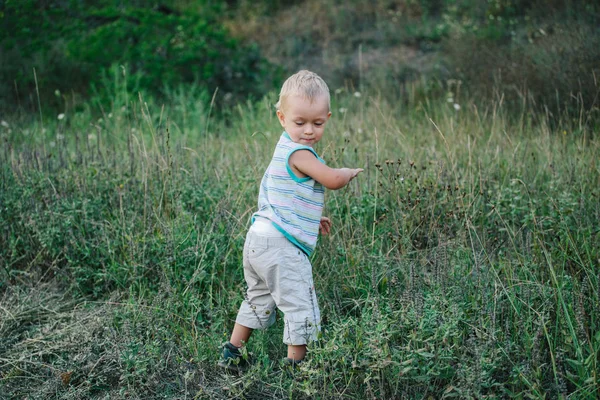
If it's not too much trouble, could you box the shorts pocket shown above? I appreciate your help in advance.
[247,243,270,259]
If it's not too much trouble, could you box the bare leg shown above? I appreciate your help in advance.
[229,323,253,348]
[287,344,306,361]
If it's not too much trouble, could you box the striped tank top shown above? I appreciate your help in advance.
[252,132,326,256]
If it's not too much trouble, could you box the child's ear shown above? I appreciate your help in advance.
[276,110,286,127]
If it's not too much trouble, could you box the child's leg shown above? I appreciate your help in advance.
[230,323,253,348]
[269,246,320,361]
[229,229,277,347]
[287,344,306,361]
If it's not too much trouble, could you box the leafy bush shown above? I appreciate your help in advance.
[0,0,276,113]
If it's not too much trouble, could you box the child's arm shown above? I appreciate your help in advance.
[289,150,363,190]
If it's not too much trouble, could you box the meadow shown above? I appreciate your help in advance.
[1,76,599,398]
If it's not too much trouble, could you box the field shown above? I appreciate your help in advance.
[1,79,599,398]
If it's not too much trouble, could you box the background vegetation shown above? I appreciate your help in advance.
[1,0,599,398]
[2,0,599,115]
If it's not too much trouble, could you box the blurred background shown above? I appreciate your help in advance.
[2,0,599,116]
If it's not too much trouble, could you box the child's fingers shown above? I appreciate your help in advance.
[349,168,363,181]
[320,218,331,235]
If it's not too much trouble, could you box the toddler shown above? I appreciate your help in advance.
[219,70,363,371]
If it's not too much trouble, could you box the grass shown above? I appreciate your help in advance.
[1,78,599,398]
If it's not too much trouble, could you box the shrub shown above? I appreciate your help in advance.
[0,0,276,113]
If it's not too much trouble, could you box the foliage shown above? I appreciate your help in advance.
[1,79,599,397]
[0,0,277,113]
[3,0,599,118]
[225,0,600,117]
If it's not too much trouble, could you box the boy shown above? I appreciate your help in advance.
[219,70,363,371]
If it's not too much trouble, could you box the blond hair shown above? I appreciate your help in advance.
[275,70,330,111]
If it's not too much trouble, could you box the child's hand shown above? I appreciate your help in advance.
[319,216,332,235]
[342,168,364,182]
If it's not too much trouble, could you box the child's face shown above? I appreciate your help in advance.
[277,94,331,147]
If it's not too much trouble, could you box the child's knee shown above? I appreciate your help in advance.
[236,300,276,330]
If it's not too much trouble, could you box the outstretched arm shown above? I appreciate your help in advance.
[289,150,363,190]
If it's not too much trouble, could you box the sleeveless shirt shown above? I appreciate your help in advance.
[252,132,326,256]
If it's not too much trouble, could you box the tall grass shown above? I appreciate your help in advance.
[1,77,599,398]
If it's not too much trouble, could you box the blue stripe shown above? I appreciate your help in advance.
[293,196,324,207]
[267,186,296,195]
[277,213,319,232]
[298,181,324,190]
[269,176,294,182]
[295,214,321,225]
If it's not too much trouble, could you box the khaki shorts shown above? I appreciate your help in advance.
[235,224,321,345]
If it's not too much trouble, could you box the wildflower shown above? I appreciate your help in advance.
[335,88,344,94]
[57,134,64,141]
[563,130,567,135]
[57,113,65,120]
[453,103,461,111]
[1,120,8,128]
[339,107,347,114]
[49,141,56,147]
[353,91,361,98]
[55,90,61,97]
[108,113,113,118]
[88,134,97,141]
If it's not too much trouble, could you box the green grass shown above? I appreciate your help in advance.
[1,80,599,399]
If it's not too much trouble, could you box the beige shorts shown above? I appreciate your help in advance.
[235,222,321,345]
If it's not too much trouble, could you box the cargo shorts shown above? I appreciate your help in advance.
[235,224,321,345]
